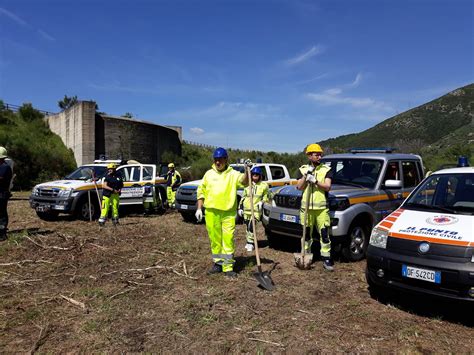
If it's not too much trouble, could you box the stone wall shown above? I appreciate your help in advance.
[45,101,182,165]
[45,101,96,166]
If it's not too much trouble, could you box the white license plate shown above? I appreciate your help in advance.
[181,204,188,210]
[54,205,66,210]
[402,265,441,284]
[36,205,50,212]
[280,213,298,223]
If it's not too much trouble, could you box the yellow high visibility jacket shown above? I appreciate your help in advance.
[197,164,244,211]
[299,163,331,210]
[241,181,269,214]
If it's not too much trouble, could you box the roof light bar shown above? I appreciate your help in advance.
[349,147,396,154]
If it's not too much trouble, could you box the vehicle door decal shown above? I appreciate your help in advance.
[389,231,470,247]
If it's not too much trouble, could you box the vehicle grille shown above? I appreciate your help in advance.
[37,188,60,198]
[274,195,301,209]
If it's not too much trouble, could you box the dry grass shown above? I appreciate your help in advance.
[1,195,473,352]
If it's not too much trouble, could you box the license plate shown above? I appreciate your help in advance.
[402,265,441,284]
[54,205,66,210]
[280,213,298,223]
[36,205,50,212]
[181,204,188,210]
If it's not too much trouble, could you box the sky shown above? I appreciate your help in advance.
[1,0,473,153]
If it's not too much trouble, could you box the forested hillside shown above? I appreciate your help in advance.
[320,83,473,169]
[0,101,77,189]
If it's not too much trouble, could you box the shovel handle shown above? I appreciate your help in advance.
[246,166,262,267]
[301,181,311,256]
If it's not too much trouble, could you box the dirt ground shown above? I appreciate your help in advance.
[1,193,473,353]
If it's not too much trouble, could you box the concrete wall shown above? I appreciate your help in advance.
[46,101,182,166]
[45,101,96,166]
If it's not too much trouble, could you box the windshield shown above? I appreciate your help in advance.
[65,166,107,180]
[322,158,383,188]
[404,173,474,215]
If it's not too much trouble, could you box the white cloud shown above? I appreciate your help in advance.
[0,7,28,26]
[190,127,204,135]
[346,73,363,88]
[306,91,392,111]
[285,45,324,66]
[37,29,55,41]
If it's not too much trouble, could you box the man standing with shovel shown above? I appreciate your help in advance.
[296,143,334,271]
[195,148,250,278]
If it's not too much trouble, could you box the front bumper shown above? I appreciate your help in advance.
[175,201,197,213]
[366,245,474,302]
[29,196,74,213]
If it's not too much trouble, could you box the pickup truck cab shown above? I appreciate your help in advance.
[29,160,161,221]
[366,165,474,302]
[262,149,424,261]
[175,163,295,222]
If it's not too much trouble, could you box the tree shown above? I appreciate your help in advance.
[58,95,78,110]
[122,112,133,118]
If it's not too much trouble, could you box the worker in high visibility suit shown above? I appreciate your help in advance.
[296,143,334,271]
[238,166,269,252]
[166,163,181,208]
[98,163,123,226]
[196,148,250,278]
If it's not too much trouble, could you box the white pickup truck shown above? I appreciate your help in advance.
[175,163,296,222]
[29,160,163,221]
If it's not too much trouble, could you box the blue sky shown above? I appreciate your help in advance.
[1,0,473,152]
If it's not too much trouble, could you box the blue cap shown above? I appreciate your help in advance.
[251,166,262,175]
[213,147,228,159]
[457,156,469,167]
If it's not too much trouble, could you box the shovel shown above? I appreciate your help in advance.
[247,166,275,291]
[294,184,313,269]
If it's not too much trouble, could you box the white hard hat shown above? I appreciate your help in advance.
[0,146,7,159]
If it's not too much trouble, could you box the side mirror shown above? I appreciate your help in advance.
[384,179,402,189]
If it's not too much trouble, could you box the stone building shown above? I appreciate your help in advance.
[45,101,182,166]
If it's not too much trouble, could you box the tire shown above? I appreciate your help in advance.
[341,221,370,261]
[36,210,59,221]
[76,197,100,221]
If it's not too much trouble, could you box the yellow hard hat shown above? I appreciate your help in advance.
[168,163,175,168]
[305,143,323,154]
[107,163,117,169]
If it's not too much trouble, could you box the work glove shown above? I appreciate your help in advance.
[238,209,244,217]
[307,166,315,174]
[256,201,263,212]
[306,174,316,184]
[195,209,203,222]
[244,159,253,168]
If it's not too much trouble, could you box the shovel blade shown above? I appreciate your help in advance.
[253,271,275,291]
[294,252,313,269]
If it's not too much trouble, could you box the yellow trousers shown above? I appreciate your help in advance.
[205,208,236,272]
[100,193,120,219]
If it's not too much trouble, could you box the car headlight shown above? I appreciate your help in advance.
[328,197,350,211]
[369,227,389,249]
[57,189,72,198]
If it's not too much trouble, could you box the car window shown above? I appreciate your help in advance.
[269,166,284,180]
[120,166,141,182]
[384,161,400,182]
[402,161,421,188]
[324,159,382,188]
[142,166,153,181]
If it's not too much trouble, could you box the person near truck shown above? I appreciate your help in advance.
[195,148,250,278]
[0,147,12,241]
[98,163,124,226]
[166,163,182,208]
[296,143,334,271]
[238,166,269,252]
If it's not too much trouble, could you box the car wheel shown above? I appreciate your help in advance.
[341,221,370,261]
[77,198,99,221]
[36,210,59,221]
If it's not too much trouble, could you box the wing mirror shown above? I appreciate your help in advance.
[384,179,402,189]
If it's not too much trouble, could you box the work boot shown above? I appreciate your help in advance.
[245,243,255,252]
[224,271,238,279]
[112,218,119,226]
[98,218,106,227]
[323,258,335,271]
[207,263,222,275]
[0,231,7,242]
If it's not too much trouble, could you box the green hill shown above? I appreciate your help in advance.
[321,83,474,169]
[0,102,77,190]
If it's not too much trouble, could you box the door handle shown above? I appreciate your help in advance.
[396,192,403,199]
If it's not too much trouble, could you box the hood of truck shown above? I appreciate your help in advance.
[35,180,100,191]
[180,180,202,188]
[377,208,473,246]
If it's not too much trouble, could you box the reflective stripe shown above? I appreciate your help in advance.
[212,253,234,260]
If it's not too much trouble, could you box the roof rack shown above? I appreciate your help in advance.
[349,147,396,154]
